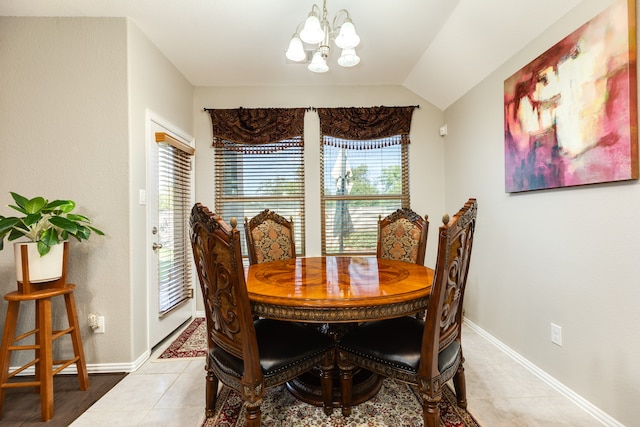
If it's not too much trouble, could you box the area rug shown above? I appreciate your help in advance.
[156,317,207,360]
[202,379,480,427]
[170,318,480,426]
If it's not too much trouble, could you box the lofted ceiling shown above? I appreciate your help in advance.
[1,0,584,110]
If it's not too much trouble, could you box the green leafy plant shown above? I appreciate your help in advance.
[0,192,104,256]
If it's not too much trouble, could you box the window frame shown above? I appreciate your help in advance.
[320,139,410,255]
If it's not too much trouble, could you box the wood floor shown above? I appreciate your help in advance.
[0,373,126,427]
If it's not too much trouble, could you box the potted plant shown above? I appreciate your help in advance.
[0,192,104,282]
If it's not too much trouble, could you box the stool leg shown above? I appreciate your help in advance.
[64,292,89,390]
[0,301,20,419]
[37,298,54,421]
[34,298,41,394]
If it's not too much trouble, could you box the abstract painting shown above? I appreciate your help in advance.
[504,0,637,192]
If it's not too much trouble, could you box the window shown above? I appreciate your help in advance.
[206,108,306,259]
[214,141,305,257]
[156,132,194,316]
[321,139,409,255]
[317,106,416,255]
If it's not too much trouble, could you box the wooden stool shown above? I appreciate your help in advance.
[0,242,89,421]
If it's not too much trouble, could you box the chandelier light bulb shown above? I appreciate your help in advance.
[300,13,325,44]
[335,19,360,49]
[286,36,306,62]
[337,48,360,67]
[308,51,329,73]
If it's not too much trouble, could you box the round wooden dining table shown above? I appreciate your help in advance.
[246,255,433,322]
[245,255,434,407]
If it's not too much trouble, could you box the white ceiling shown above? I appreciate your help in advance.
[1,0,584,110]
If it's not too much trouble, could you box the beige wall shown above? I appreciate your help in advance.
[443,0,639,424]
[127,20,194,361]
[0,17,131,364]
[0,17,193,369]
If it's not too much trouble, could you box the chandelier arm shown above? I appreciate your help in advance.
[332,9,351,31]
[292,21,305,37]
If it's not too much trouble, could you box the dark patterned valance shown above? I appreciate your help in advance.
[317,106,417,149]
[205,107,306,152]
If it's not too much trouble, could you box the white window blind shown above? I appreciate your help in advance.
[214,139,305,259]
[156,133,194,316]
[321,137,409,255]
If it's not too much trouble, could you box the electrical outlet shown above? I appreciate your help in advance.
[550,323,562,346]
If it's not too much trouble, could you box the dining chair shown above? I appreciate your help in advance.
[337,198,478,427]
[244,209,296,265]
[376,207,429,265]
[190,203,335,425]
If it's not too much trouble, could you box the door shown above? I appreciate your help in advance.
[147,115,195,348]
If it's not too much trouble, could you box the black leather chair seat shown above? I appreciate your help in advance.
[212,319,334,378]
[338,316,461,375]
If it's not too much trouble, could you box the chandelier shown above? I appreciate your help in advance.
[285,0,361,73]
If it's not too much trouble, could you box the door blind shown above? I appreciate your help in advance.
[156,132,194,317]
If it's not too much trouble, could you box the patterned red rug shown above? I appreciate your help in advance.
[202,379,480,427]
[167,318,480,426]
[156,317,207,360]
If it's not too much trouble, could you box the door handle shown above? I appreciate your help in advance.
[152,242,163,250]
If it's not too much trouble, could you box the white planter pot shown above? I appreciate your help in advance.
[14,242,65,283]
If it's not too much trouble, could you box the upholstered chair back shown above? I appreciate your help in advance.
[377,208,428,265]
[244,209,296,264]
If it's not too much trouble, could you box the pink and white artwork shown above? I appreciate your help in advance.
[504,0,637,192]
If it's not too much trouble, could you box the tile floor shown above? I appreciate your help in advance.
[70,322,605,427]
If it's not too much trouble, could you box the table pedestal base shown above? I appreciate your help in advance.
[286,368,383,408]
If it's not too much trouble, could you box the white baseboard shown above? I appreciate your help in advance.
[11,349,150,376]
[463,318,624,427]
[9,314,207,377]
